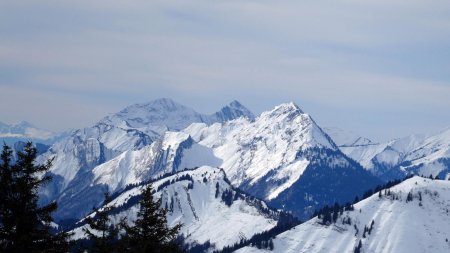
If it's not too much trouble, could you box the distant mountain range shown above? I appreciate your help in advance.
[0,121,70,145]
[326,127,450,181]
[37,99,380,221]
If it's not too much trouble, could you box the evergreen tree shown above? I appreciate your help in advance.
[268,239,274,250]
[406,191,413,202]
[119,183,183,253]
[0,142,71,252]
[83,192,119,253]
[354,240,362,253]
[215,182,220,198]
[221,189,233,207]
[369,220,375,234]
[0,144,14,250]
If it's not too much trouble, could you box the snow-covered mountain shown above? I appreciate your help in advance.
[0,121,53,139]
[71,166,280,252]
[49,131,201,220]
[180,103,381,218]
[38,98,254,220]
[236,176,450,253]
[100,98,255,136]
[0,121,67,145]
[84,102,380,219]
[334,128,450,181]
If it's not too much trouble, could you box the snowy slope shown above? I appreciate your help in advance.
[38,98,254,220]
[43,98,252,186]
[53,130,222,220]
[177,102,380,218]
[36,122,155,218]
[85,102,379,219]
[71,166,279,252]
[100,98,255,135]
[236,176,450,253]
[336,129,450,181]
[338,133,427,172]
[91,131,222,191]
[401,129,450,178]
[184,103,335,188]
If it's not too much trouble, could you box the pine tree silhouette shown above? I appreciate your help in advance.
[0,142,71,252]
[119,184,183,253]
[83,192,119,253]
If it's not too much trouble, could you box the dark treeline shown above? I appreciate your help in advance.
[108,167,202,202]
[312,174,414,226]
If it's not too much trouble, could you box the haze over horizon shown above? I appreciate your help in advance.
[1,0,450,141]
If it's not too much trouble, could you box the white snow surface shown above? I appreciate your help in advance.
[92,144,159,191]
[266,159,309,200]
[34,98,254,218]
[72,166,278,251]
[39,98,254,195]
[100,98,255,136]
[90,130,224,193]
[338,129,450,177]
[38,123,151,186]
[236,176,450,253]
[100,98,207,135]
[90,102,339,202]
[181,102,337,199]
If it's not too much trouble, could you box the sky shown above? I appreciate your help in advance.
[1,0,450,142]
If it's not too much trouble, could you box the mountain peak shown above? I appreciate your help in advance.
[276,101,303,112]
[228,100,244,108]
[213,100,255,122]
[278,101,302,111]
[99,98,255,136]
[134,98,186,111]
[262,102,304,119]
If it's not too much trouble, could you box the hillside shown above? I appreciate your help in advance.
[71,166,281,252]
[237,176,450,253]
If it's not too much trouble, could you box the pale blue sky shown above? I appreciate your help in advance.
[1,0,450,141]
